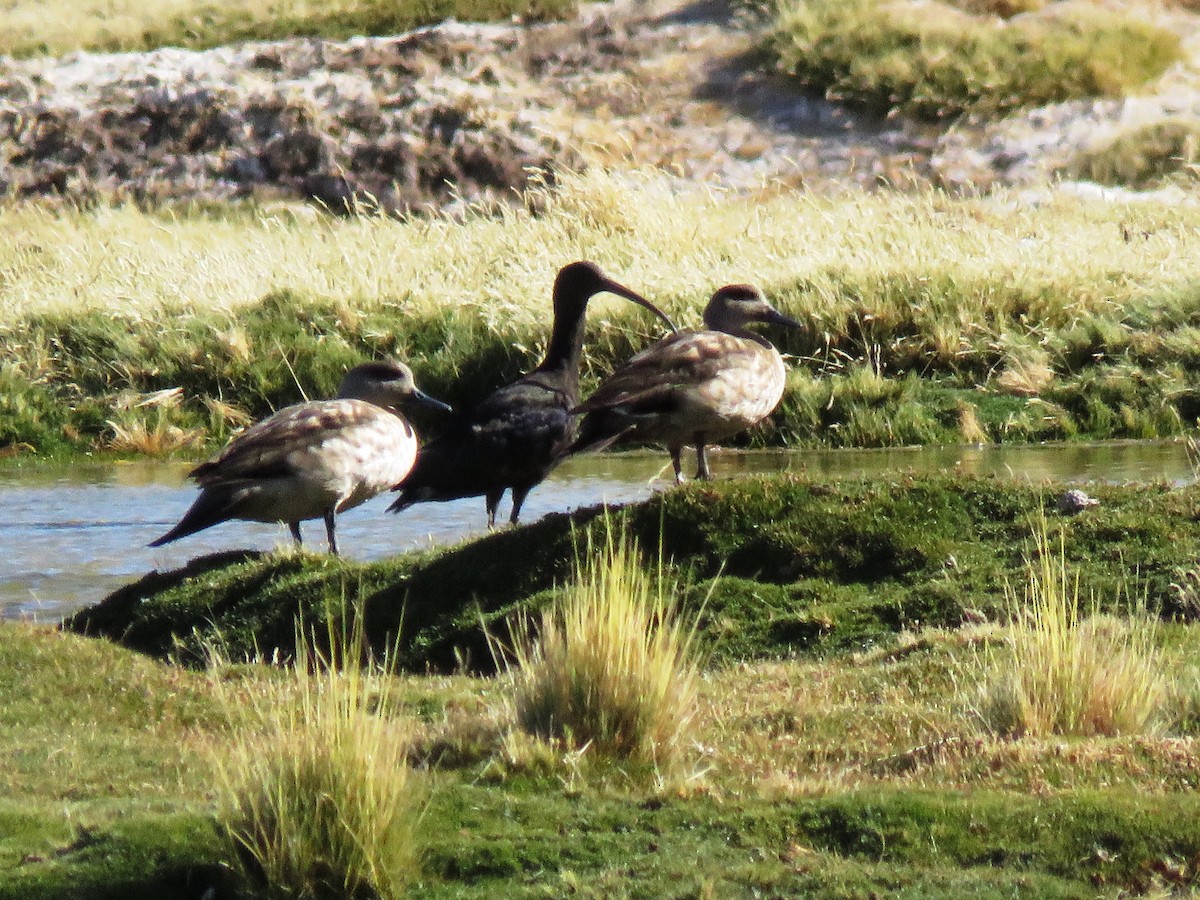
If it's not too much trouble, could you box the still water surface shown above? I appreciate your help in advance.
[1,441,1192,621]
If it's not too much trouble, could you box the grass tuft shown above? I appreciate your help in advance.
[206,615,422,900]
[105,387,206,454]
[1066,120,1200,189]
[977,517,1167,737]
[769,0,1183,120]
[506,524,702,770]
[1166,669,1200,733]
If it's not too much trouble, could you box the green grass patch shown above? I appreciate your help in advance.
[15,588,1200,895]
[413,786,1200,897]
[768,0,1182,120]
[0,626,228,899]
[0,811,228,900]
[0,0,573,58]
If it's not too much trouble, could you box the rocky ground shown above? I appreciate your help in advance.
[2,0,1200,211]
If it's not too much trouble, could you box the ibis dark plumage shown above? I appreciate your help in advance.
[151,360,450,555]
[569,284,800,483]
[389,261,675,526]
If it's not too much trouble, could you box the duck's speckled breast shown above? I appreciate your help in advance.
[681,339,786,441]
[283,405,418,513]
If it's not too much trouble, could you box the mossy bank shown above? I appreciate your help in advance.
[67,473,1200,669]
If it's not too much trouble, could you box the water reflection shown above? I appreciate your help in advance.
[0,441,1192,621]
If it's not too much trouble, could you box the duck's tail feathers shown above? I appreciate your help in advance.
[149,489,236,547]
[386,492,414,514]
[567,416,634,457]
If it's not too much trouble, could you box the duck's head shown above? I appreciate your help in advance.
[552,261,677,333]
[337,360,453,414]
[703,284,801,333]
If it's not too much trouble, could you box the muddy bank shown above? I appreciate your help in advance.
[0,1,941,212]
[0,24,571,212]
[6,0,1200,211]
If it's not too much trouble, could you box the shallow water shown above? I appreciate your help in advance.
[0,441,1192,622]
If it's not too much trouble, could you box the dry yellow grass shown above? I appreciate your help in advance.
[0,0,569,56]
[0,0,212,55]
[205,618,422,900]
[995,349,1056,397]
[977,521,1168,738]
[105,387,205,454]
[506,526,702,769]
[955,400,990,444]
[4,171,1200,334]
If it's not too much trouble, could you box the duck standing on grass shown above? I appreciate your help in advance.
[569,283,801,483]
[151,359,450,555]
[390,261,677,527]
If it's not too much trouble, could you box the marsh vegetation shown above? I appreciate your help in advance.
[6,173,1200,457]
[6,0,1200,894]
[768,0,1184,120]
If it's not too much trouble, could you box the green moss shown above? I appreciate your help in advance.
[411,785,1200,898]
[67,474,1200,669]
[16,783,1195,898]
[768,0,1183,120]
[0,813,228,900]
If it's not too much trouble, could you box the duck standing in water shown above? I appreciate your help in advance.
[390,261,676,526]
[569,284,800,483]
[151,360,450,555]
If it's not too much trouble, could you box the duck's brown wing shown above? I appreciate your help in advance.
[190,400,377,485]
[576,330,743,414]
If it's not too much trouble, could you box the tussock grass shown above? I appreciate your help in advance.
[106,387,205,454]
[206,617,422,900]
[506,526,702,769]
[769,0,1183,119]
[0,0,572,57]
[977,520,1167,737]
[1066,120,1200,189]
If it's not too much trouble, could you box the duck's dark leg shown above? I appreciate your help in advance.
[670,447,684,484]
[695,435,711,481]
[485,489,504,528]
[510,484,532,525]
[289,521,304,545]
[323,509,339,556]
